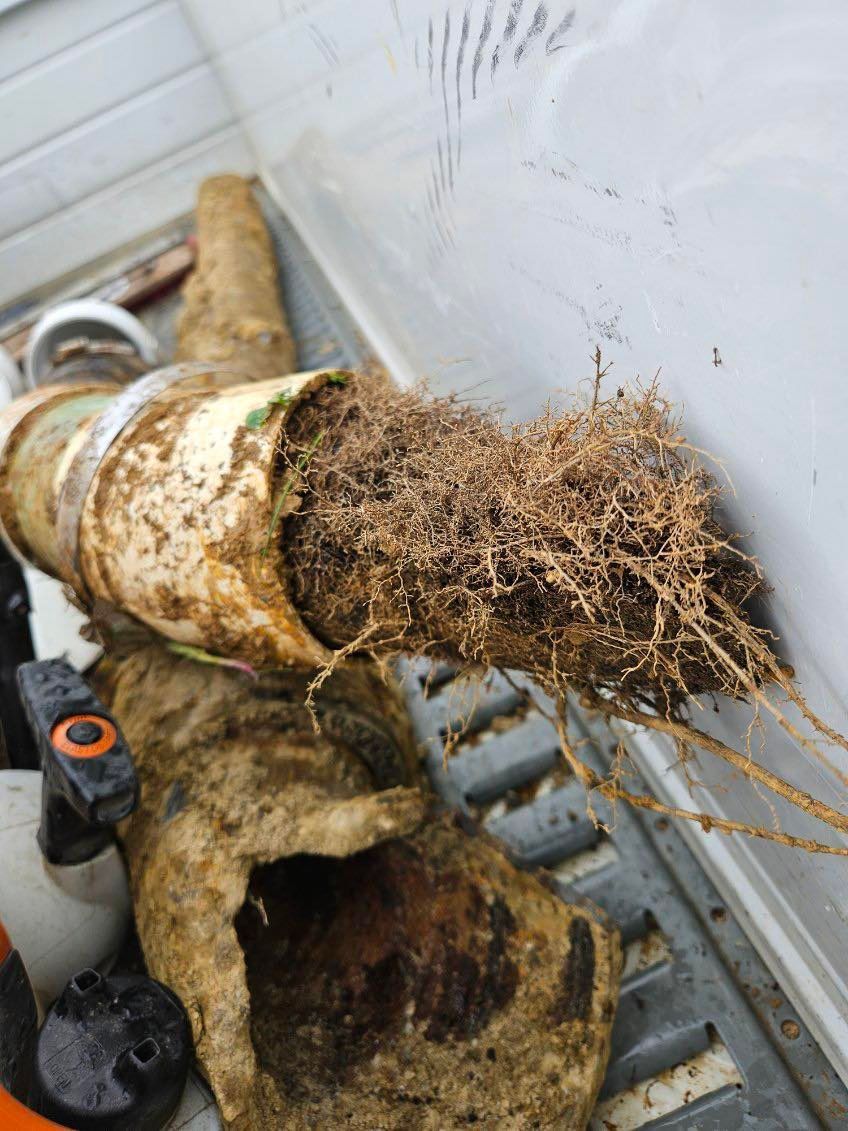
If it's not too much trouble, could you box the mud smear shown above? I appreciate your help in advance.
[440,9,454,193]
[428,16,434,92]
[546,7,575,54]
[504,0,527,43]
[455,5,471,168]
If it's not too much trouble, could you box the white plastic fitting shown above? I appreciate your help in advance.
[25,299,160,388]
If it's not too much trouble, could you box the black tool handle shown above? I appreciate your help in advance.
[17,659,138,865]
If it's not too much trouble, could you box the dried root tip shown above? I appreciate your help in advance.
[585,693,848,840]
[551,701,848,856]
[599,782,848,857]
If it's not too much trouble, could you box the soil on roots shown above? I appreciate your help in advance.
[282,373,768,715]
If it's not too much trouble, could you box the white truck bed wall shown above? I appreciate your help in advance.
[0,0,254,306]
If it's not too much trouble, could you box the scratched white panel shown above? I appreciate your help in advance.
[0,1,204,165]
[0,66,233,239]
[190,0,848,1076]
[0,0,154,80]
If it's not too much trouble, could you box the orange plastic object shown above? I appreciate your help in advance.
[0,1085,68,1130]
[50,715,117,759]
[0,919,10,963]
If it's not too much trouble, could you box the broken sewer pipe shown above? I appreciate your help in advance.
[0,364,344,669]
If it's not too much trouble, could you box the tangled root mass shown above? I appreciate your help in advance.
[285,370,765,712]
[281,365,848,854]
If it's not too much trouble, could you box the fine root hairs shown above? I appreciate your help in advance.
[280,357,847,853]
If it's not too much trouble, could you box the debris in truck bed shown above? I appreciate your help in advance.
[0,353,845,851]
[100,177,614,1130]
[1,168,840,1131]
[99,645,426,1126]
[280,363,848,853]
[284,366,761,705]
[1,172,841,855]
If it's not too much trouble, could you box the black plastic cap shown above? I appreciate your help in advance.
[29,971,192,1130]
[66,720,104,746]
